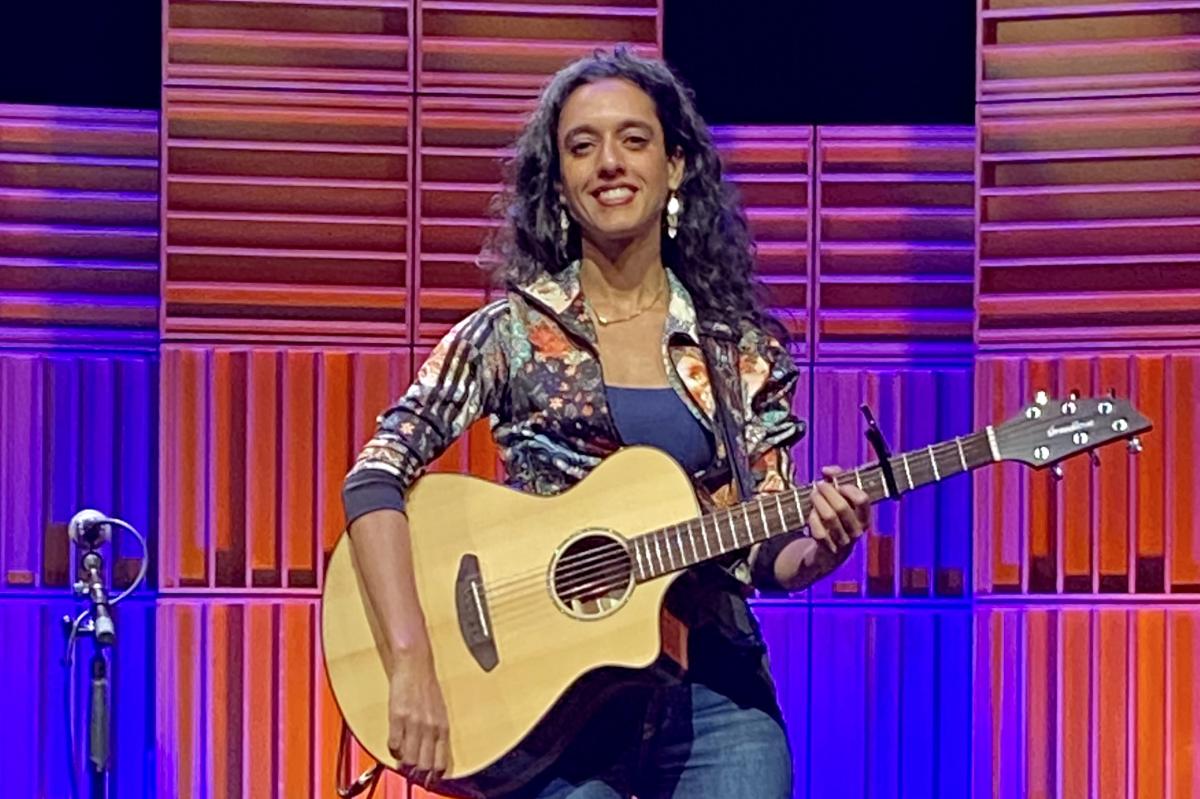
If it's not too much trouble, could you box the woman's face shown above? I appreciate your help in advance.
[556,78,684,253]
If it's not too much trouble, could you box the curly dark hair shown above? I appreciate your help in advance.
[486,46,776,330]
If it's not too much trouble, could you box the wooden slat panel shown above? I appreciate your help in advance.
[0,104,159,346]
[415,96,533,341]
[164,88,411,340]
[811,362,973,599]
[713,125,812,348]
[0,352,157,592]
[166,0,412,92]
[973,608,1200,799]
[817,126,976,358]
[978,95,1200,346]
[417,0,659,95]
[159,345,411,591]
[980,1,1200,101]
[975,351,1199,596]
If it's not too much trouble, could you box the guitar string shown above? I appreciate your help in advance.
[479,435,978,604]
[479,416,1110,623]
[478,431,985,602]
[476,413,1101,605]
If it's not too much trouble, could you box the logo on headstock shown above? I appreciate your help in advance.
[1047,419,1095,438]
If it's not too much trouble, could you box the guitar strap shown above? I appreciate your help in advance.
[697,320,756,586]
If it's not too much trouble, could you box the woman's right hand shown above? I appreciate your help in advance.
[388,647,451,784]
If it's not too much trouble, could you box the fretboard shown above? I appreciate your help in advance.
[628,426,999,582]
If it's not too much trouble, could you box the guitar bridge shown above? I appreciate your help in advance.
[455,554,498,671]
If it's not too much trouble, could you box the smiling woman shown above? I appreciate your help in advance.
[340,47,870,799]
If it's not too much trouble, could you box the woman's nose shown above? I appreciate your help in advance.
[597,138,624,174]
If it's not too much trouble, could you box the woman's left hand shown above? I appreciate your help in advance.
[806,465,871,557]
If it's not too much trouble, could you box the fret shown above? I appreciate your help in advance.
[652,534,664,573]
[687,522,700,563]
[791,489,805,529]
[674,526,686,566]
[757,499,770,541]
[855,469,863,491]
[633,538,646,580]
[880,468,891,499]
[774,493,787,530]
[700,518,712,558]
[901,452,913,492]
[711,513,724,551]
[726,508,739,548]
[741,504,754,544]
[955,436,968,471]
[985,425,1001,462]
[927,445,940,482]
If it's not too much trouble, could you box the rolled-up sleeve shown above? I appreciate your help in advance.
[341,300,509,526]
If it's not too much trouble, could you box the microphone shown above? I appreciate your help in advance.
[80,551,115,646]
[68,509,112,550]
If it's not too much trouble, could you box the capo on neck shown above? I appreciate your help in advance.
[860,404,900,498]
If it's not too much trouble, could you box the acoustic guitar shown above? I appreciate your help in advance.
[321,393,1149,797]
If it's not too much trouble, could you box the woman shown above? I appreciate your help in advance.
[343,47,870,799]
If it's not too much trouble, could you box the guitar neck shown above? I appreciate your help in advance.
[629,426,1000,582]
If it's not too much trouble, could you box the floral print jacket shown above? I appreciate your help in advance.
[343,260,805,541]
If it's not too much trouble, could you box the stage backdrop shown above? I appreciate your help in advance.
[0,1,1197,797]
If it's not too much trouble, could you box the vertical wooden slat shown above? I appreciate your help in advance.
[1025,609,1055,798]
[1170,356,1200,591]
[1133,609,1166,799]
[245,603,275,799]
[279,602,313,799]
[1096,609,1128,799]
[282,352,317,587]
[1060,609,1091,799]
[247,350,280,587]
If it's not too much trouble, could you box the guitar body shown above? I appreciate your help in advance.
[322,447,701,796]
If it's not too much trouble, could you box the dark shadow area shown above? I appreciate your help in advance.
[0,0,161,109]
[665,0,975,125]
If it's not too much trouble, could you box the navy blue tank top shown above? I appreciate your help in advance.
[606,386,715,474]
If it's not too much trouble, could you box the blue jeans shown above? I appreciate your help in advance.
[522,681,792,799]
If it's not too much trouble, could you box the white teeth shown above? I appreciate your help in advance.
[597,187,633,202]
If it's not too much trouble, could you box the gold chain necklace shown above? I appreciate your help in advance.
[589,282,668,326]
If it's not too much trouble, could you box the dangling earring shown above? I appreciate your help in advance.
[666,191,682,239]
[558,200,571,252]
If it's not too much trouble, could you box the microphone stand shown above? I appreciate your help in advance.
[66,547,115,799]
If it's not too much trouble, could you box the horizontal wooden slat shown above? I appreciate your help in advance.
[164,89,411,339]
[818,126,976,358]
[713,126,812,346]
[978,95,1200,347]
[980,0,1200,100]
[0,104,159,344]
[166,0,412,91]
[415,96,533,340]
[417,0,659,95]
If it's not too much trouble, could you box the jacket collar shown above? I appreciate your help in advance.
[512,260,702,346]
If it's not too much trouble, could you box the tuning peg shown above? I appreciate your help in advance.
[1128,436,1143,454]
[1051,464,1064,481]
[1089,450,1100,467]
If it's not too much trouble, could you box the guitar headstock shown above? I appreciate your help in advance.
[993,391,1152,469]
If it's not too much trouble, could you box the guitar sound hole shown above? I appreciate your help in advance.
[551,532,634,619]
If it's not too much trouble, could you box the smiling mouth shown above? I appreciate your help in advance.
[592,186,637,206]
